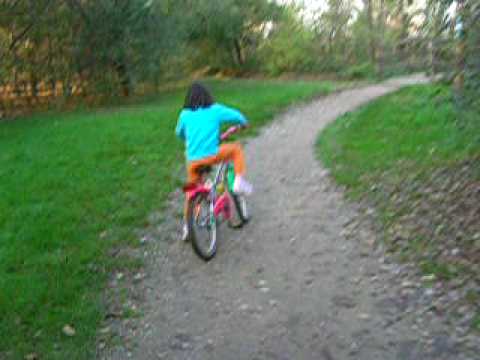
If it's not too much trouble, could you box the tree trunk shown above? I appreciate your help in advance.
[429,1,445,75]
[429,40,436,74]
[397,0,408,65]
[114,61,132,97]
[378,0,386,78]
[364,0,376,67]
[454,0,466,92]
[31,76,38,98]
[233,39,245,67]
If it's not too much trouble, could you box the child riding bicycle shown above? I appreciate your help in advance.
[175,82,253,240]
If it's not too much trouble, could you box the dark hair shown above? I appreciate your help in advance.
[184,82,214,110]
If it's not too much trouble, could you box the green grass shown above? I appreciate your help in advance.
[0,78,336,359]
[420,260,457,281]
[473,313,480,332]
[317,84,479,193]
[316,83,480,309]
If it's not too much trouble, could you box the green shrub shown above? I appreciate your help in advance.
[259,7,319,76]
[342,62,375,79]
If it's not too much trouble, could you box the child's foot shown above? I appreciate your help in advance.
[181,223,189,242]
[233,176,253,195]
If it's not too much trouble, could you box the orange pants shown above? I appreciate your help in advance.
[187,143,246,183]
[184,143,246,220]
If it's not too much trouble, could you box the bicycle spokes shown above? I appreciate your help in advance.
[186,161,249,261]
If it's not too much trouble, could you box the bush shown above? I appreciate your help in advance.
[259,7,319,76]
[342,63,375,79]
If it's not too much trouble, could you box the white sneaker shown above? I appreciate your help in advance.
[181,224,189,242]
[233,176,253,195]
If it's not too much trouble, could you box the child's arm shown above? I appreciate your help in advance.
[175,115,186,141]
[214,104,248,126]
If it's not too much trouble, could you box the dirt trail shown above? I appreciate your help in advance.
[104,75,472,360]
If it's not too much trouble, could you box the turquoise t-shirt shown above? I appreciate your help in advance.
[175,103,247,161]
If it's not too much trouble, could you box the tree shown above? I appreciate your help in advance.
[377,0,386,77]
[182,0,282,71]
[66,0,179,96]
[424,0,452,74]
[423,0,479,109]
[363,0,376,67]
[313,0,355,71]
[0,0,182,102]
[260,5,318,75]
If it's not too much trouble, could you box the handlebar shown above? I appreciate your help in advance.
[220,125,245,141]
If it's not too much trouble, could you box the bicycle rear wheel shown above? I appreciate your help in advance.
[187,192,217,261]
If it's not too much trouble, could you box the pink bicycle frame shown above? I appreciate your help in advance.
[182,125,243,221]
[213,192,232,220]
[183,184,233,220]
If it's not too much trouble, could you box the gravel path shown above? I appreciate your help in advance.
[102,74,475,360]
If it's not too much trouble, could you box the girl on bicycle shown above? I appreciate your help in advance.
[176,82,253,239]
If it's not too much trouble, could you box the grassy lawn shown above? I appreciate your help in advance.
[317,84,479,192]
[317,84,480,248]
[317,83,480,328]
[0,79,336,359]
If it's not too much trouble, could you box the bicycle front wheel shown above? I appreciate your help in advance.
[187,192,217,261]
[225,163,250,228]
[228,193,249,228]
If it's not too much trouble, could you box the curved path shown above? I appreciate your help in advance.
[105,75,469,360]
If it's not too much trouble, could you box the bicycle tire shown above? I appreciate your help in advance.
[224,163,250,228]
[187,192,217,261]
[228,193,249,228]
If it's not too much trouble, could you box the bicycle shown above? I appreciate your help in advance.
[183,126,250,261]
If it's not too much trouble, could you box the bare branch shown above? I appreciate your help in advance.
[8,0,54,51]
